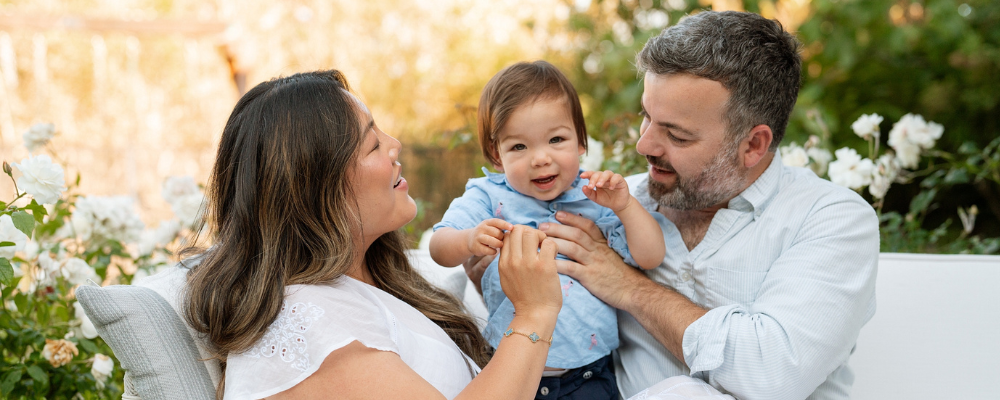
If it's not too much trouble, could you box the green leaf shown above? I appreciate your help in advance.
[0,258,12,284]
[25,365,47,388]
[909,189,938,215]
[0,241,14,247]
[13,293,28,315]
[78,338,100,354]
[11,211,34,237]
[24,200,47,223]
[943,168,970,185]
[957,141,980,155]
[1,369,22,396]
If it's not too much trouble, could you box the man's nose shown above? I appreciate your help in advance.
[635,128,662,157]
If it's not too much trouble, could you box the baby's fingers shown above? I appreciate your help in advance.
[590,170,615,189]
[608,173,627,190]
[483,218,514,232]
[476,233,504,251]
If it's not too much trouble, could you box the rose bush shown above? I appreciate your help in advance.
[1,123,206,398]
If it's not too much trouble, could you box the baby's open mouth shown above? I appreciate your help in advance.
[532,175,556,184]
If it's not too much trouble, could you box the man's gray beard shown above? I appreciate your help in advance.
[647,143,749,211]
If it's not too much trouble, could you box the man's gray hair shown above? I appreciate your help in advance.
[637,11,801,151]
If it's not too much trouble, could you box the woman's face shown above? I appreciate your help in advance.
[348,99,417,245]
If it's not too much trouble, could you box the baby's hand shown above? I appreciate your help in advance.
[468,218,514,257]
[581,170,630,212]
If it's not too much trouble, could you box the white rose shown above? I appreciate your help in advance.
[172,193,206,228]
[72,196,144,243]
[22,122,56,152]
[0,214,29,259]
[828,148,875,189]
[888,113,944,154]
[91,353,114,387]
[161,176,200,205]
[38,252,60,276]
[137,219,180,256]
[779,142,810,168]
[851,113,884,140]
[61,257,99,286]
[891,138,922,169]
[74,301,99,339]
[807,147,833,177]
[12,155,67,205]
[869,154,900,200]
[580,137,604,171]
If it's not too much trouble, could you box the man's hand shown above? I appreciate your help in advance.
[539,210,645,310]
[462,253,494,295]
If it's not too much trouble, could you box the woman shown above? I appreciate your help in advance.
[185,70,563,399]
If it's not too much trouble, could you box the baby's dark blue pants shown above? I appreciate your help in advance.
[534,354,619,400]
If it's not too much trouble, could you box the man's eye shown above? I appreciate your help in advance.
[512,144,526,151]
[669,133,688,144]
[549,137,564,144]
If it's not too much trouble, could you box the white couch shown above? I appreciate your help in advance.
[79,251,1000,399]
[850,253,1000,399]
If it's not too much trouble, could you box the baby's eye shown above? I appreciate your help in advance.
[511,144,527,151]
[549,137,565,144]
[638,109,647,118]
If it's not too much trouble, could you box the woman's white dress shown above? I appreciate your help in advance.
[223,276,732,400]
[224,277,480,400]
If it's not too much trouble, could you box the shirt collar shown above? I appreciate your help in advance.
[728,151,784,217]
[481,167,588,202]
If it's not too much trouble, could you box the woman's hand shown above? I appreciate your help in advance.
[497,225,562,321]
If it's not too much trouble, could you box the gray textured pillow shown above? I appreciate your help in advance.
[77,270,216,400]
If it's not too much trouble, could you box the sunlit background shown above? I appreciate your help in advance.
[1,0,997,248]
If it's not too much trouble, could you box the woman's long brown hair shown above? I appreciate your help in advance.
[183,70,491,398]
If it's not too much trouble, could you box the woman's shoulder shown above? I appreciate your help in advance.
[224,278,400,399]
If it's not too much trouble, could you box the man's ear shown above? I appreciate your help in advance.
[742,124,773,168]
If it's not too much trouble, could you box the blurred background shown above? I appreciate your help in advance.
[0,0,997,252]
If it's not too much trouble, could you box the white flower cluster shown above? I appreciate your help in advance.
[778,135,833,176]
[91,353,115,388]
[12,154,67,205]
[888,113,943,169]
[71,196,145,244]
[22,122,56,152]
[162,176,206,228]
[825,113,940,200]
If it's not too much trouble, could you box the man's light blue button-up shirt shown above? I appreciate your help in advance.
[614,153,879,400]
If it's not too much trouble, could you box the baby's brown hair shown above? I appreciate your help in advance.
[477,61,588,167]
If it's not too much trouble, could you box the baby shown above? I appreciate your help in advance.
[430,61,666,399]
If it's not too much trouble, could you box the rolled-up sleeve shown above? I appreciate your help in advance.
[682,195,879,400]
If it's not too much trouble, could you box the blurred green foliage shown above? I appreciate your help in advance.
[545,0,999,253]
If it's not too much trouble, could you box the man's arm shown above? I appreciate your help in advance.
[539,211,703,361]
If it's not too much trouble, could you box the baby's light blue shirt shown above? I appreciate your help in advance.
[433,168,662,368]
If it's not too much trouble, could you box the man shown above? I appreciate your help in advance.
[472,10,879,400]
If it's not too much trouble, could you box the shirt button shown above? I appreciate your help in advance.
[540,387,550,396]
[583,371,593,379]
[681,272,692,282]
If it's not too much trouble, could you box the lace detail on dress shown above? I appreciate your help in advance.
[244,302,325,372]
